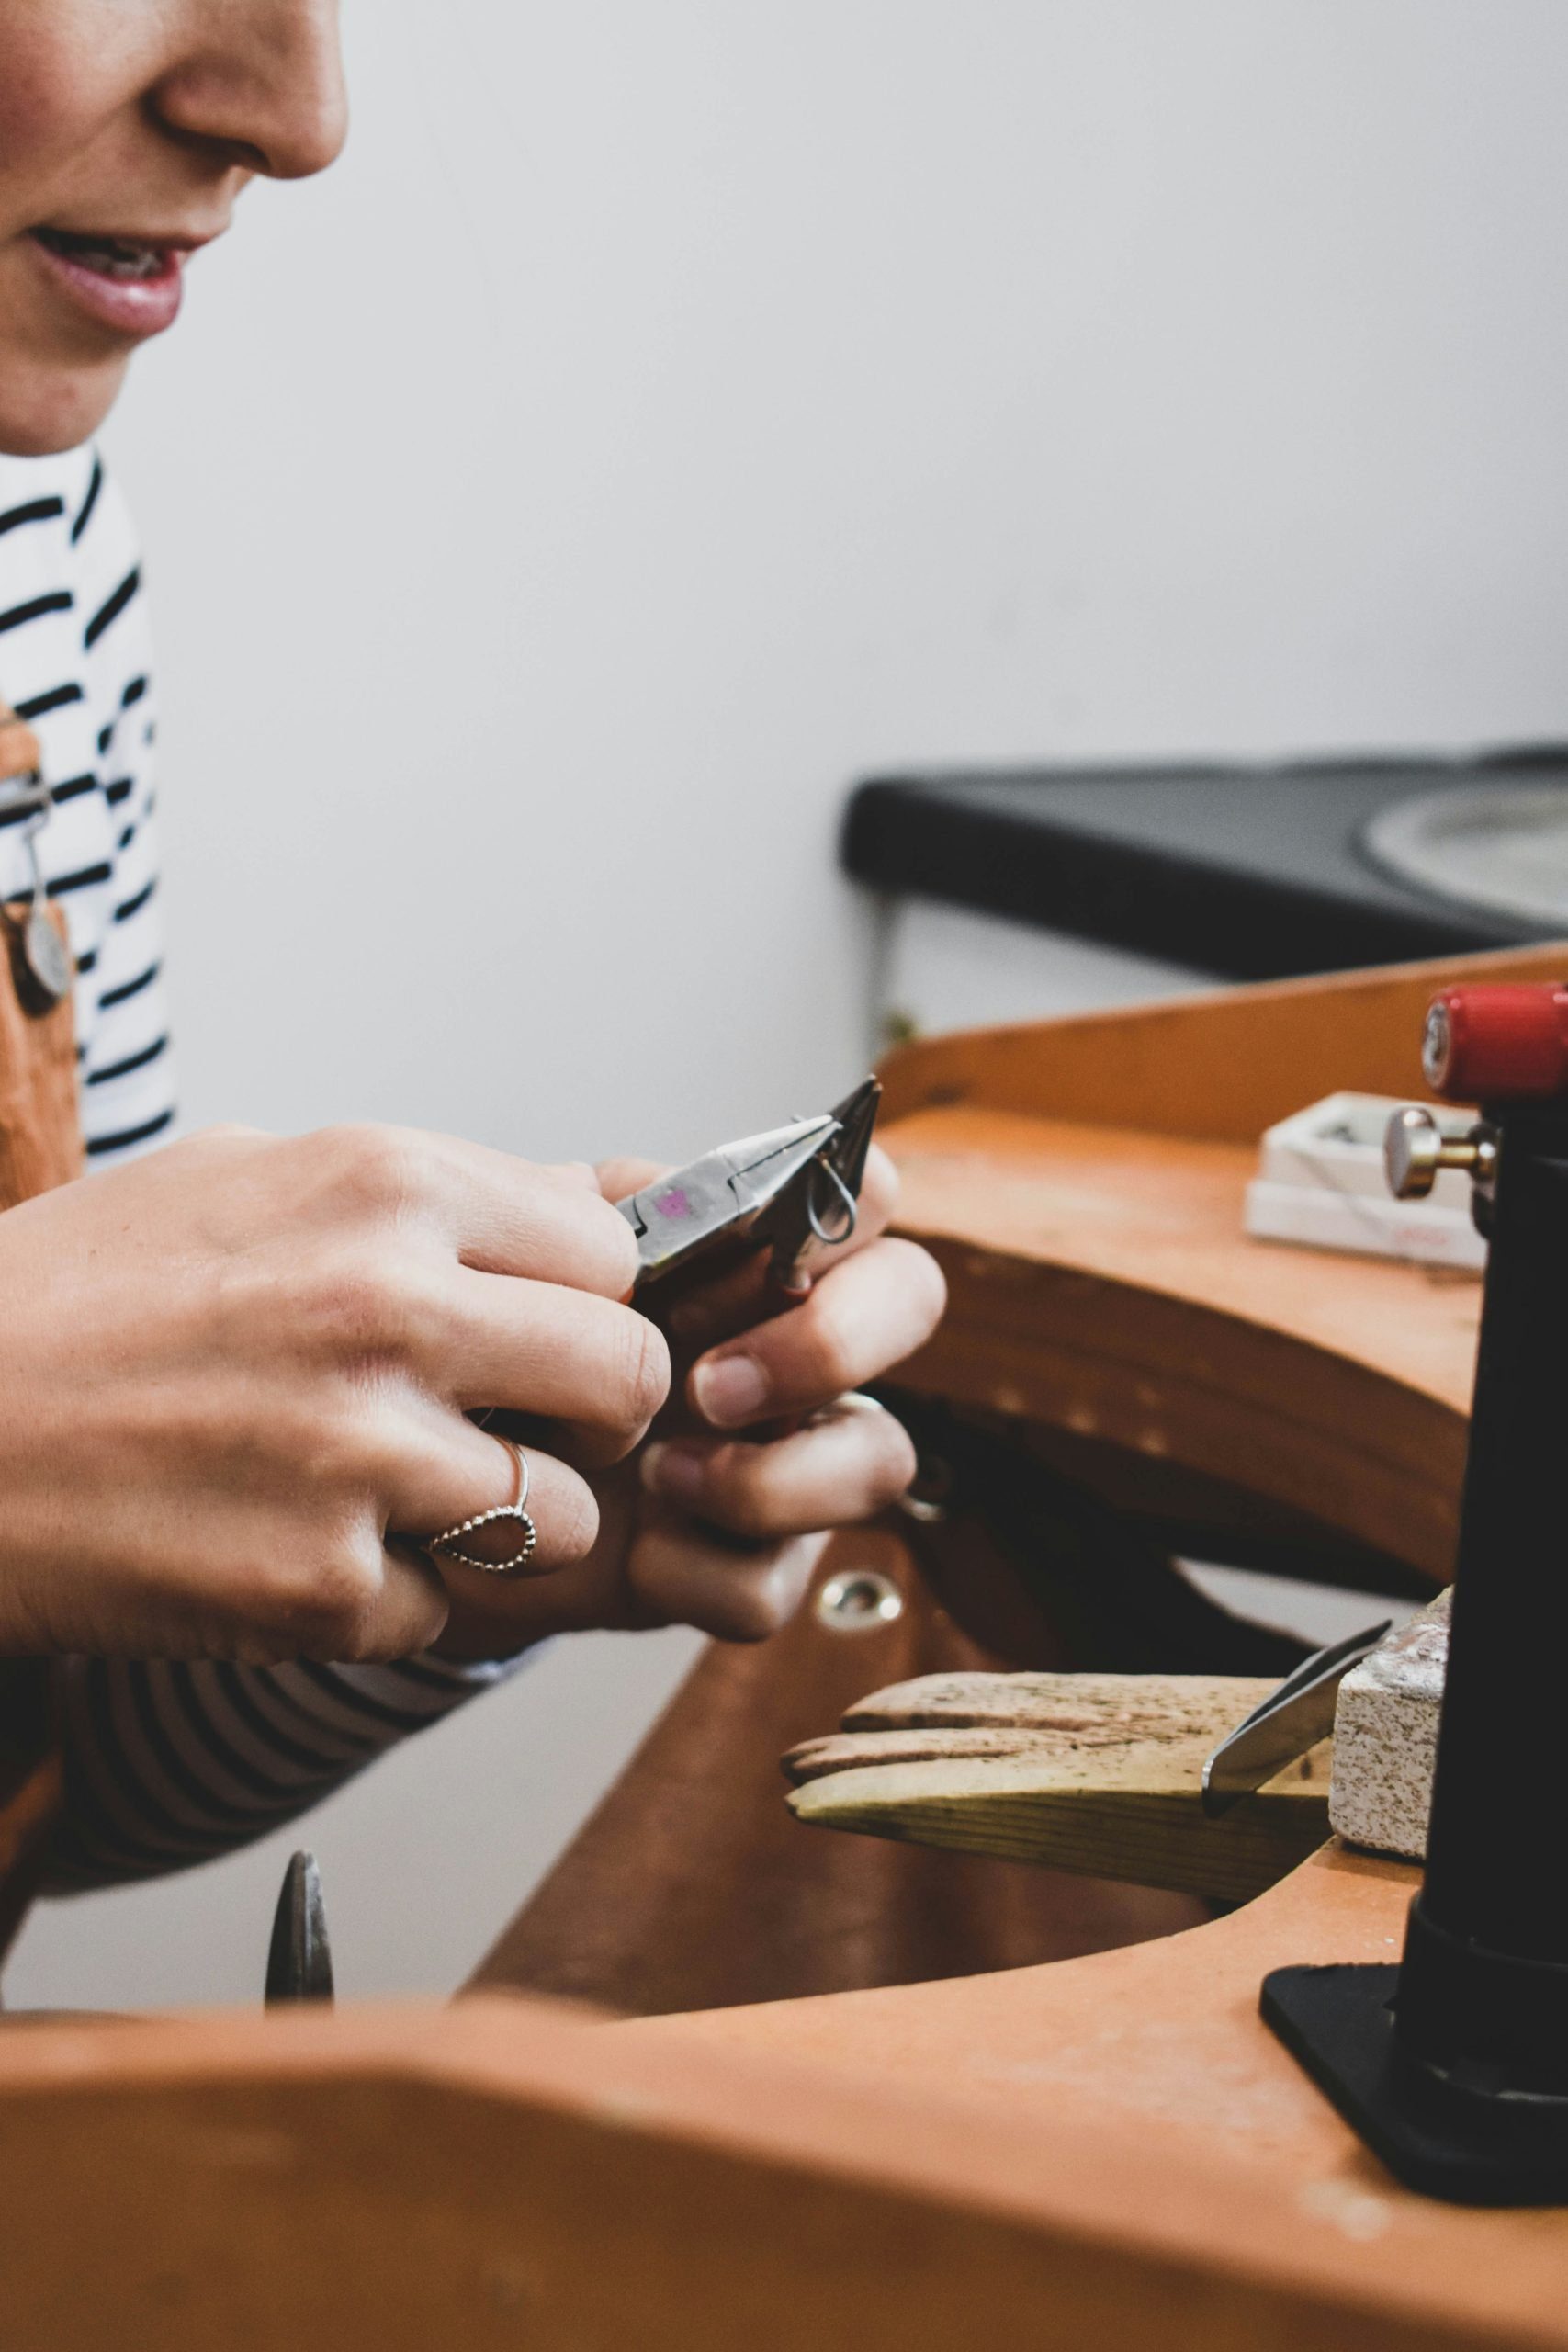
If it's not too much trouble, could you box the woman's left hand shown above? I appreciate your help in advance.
[433,1143,945,1656]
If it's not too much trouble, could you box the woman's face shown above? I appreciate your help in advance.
[0,0,346,457]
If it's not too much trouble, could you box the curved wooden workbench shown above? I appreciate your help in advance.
[0,1852,1561,2349]
[607,939,1568,2343]
[873,944,1568,1580]
[885,1099,1475,1577]
[622,1847,1568,2346]
[5,941,1568,2348]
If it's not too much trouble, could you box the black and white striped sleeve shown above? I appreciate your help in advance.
[71,464,174,1159]
[43,1650,526,1891]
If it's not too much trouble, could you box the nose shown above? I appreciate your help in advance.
[152,0,348,183]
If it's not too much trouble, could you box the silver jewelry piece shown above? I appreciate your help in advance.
[22,903,71,1007]
[428,1441,537,1576]
[3,771,71,1012]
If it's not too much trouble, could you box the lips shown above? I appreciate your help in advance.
[27,226,188,339]
[35,227,176,281]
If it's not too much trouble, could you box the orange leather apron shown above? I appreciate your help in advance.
[0,696,83,1954]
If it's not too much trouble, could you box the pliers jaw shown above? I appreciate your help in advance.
[763,1077,883,1293]
[823,1075,881,1210]
[617,1078,882,1292]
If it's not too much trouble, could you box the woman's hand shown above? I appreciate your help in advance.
[433,1144,946,1656]
[0,1125,666,1661]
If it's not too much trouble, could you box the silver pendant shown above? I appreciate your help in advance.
[1,775,72,1013]
[21,904,71,1008]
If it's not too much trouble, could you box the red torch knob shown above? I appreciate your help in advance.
[1423,984,1568,1102]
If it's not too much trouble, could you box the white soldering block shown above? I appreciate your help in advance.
[1328,1590,1450,1863]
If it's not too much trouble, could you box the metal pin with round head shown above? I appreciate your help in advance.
[1383,1105,1497,1201]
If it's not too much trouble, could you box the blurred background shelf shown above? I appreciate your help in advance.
[850,748,1568,1043]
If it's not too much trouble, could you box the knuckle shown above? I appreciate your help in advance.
[860,1143,901,1228]
[297,1257,385,1358]
[314,1124,431,1222]
[807,1290,863,1397]
[545,1184,641,1297]
[548,1472,601,1563]
[583,1191,641,1295]
[190,1119,266,1148]
[879,1413,920,1489]
[713,1594,780,1644]
[862,1416,919,1510]
[595,1154,661,1202]
[710,1549,813,1642]
[898,1238,949,1329]
[705,1450,781,1540]
[292,1245,446,1370]
[608,1308,671,1429]
[262,1532,383,1657]
[547,1159,601,1192]
[289,1395,381,1490]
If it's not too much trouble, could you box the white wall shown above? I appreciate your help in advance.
[10,0,1568,2009]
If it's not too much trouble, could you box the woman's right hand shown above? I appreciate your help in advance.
[0,1124,666,1662]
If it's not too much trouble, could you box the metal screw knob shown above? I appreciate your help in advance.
[1421,1001,1452,1091]
[1384,1106,1498,1201]
[814,1568,904,1634]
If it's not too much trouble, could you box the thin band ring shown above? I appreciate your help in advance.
[426,1440,538,1577]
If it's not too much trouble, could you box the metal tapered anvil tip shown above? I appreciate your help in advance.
[265,1849,334,2006]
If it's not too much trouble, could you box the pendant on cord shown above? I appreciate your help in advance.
[18,899,72,1011]
[6,786,72,1014]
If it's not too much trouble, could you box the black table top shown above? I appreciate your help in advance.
[841,749,1566,983]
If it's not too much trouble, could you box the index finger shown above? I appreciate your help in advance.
[408,1132,642,1297]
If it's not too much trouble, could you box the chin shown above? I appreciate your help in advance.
[0,354,131,458]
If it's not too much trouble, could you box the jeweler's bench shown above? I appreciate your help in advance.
[6,943,1568,2349]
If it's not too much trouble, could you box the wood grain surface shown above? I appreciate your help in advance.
[784,1669,1331,1904]
[878,936,1568,1140]
[470,1529,1202,2015]
[875,941,1568,1577]
[2,1849,1564,2349]
[883,1102,1478,1573]
[618,1845,1568,2346]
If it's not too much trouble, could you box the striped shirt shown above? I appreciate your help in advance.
[0,446,519,1890]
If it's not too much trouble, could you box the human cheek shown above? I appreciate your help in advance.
[0,5,140,235]
[0,21,87,220]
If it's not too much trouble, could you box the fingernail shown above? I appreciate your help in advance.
[692,1353,770,1427]
[640,1442,705,1504]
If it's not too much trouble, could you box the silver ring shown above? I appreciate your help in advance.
[427,1441,538,1577]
